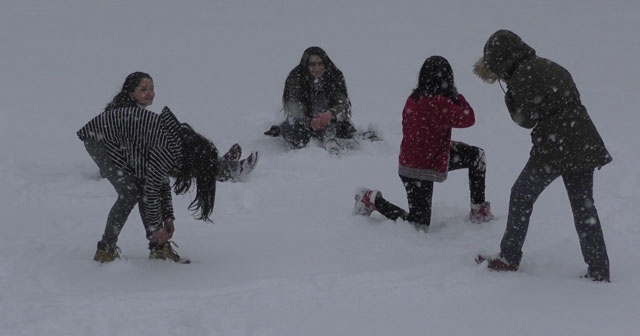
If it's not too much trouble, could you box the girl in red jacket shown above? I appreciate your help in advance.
[353,56,494,231]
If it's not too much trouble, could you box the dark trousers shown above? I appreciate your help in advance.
[279,119,356,149]
[499,159,609,278]
[84,139,152,243]
[375,142,487,227]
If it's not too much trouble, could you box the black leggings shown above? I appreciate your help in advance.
[375,142,487,227]
[84,139,153,243]
[499,159,609,277]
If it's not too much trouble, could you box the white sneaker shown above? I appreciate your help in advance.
[231,151,259,182]
[352,187,380,216]
[325,139,342,156]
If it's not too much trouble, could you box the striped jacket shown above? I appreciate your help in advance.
[78,106,183,231]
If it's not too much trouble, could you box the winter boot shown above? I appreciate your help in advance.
[236,151,259,181]
[353,187,380,216]
[264,125,281,137]
[581,267,610,282]
[223,143,242,162]
[94,241,121,263]
[476,254,518,272]
[469,202,495,223]
[358,130,382,142]
[325,139,342,156]
[149,241,190,264]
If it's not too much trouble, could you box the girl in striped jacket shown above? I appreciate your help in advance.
[353,56,494,231]
[79,72,255,263]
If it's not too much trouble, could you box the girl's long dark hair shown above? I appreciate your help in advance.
[173,123,218,222]
[410,56,458,102]
[104,72,152,112]
[282,46,348,110]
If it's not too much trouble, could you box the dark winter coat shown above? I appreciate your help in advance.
[283,47,351,123]
[398,94,475,182]
[483,30,612,174]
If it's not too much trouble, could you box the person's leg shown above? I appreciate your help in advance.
[388,176,435,227]
[84,139,141,245]
[336,119,358,139]
[319,122,345,155]
[333,119,360,150]
[499,160,557,266]
[374,193,408,222]
[370,177,433,229]
[217,152,259,182]
[368,176,433,225]
[562,171,610,281]
[353,176,432,231]
[102,177,141,243]
[217,156,238,182]
[447,142,486,205]
[280,118,312,149]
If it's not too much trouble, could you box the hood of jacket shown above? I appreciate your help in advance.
[482,30,536,81]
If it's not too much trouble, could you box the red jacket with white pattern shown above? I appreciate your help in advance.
[398,94,475,182]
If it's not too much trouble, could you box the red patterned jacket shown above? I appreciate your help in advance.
[398,94,475,182]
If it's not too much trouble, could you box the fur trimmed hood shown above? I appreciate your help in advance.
[473,57,499,83]
[474,30,536,82]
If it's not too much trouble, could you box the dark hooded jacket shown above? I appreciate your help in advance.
[283,46,351,123]
[483,30,611,174]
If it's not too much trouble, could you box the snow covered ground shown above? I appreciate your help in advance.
[1,0,639,335]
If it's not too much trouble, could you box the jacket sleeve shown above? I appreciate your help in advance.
[283,74,309,122]
[160,177,174,221]
[328,92,351,122]
[504,69,541,129]
[142,178,166,234]
[142,152,175,233]
[438,94,475,128]
[328,75,352,121]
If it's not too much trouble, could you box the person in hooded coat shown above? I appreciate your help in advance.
[353,56,495,230]
[264,46,358,155]
[474,30,612,281]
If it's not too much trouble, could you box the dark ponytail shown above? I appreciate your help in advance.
[173,123,218,222]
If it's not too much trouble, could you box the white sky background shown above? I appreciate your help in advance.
[1,1,639,335]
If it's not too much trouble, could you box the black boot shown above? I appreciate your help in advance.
[264,125,281,137]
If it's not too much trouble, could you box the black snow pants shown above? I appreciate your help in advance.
[499,159,610,279]
[375,142,487,228]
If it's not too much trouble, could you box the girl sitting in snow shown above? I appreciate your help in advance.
[264,46,363,155]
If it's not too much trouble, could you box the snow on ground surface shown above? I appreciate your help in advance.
[1,0,639,335]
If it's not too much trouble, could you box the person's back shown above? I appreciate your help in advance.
[474,29,611,281]
[485,30,611,174]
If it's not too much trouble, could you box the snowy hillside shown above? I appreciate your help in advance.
[1,0,639,335]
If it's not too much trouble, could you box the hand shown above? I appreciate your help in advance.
[310,111,333,131]
[164,219,175,239]
[151,228,170,244]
